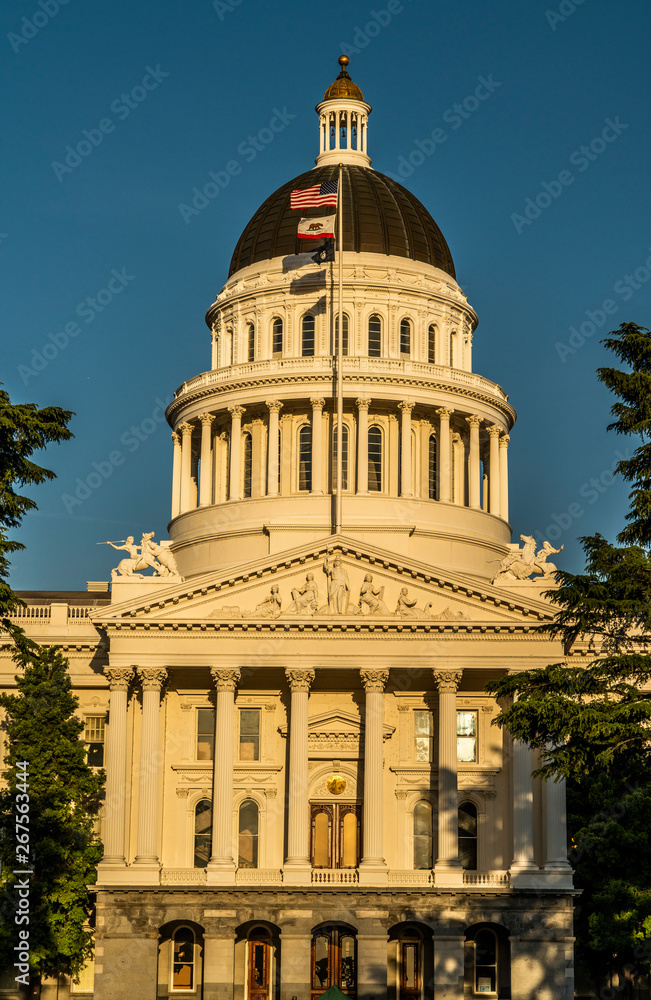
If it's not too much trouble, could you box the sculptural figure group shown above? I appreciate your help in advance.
[104,532,180,580]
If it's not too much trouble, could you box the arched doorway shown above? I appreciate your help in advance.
[311,924,357,1000]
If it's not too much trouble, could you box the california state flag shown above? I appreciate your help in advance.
[297,214,336,239]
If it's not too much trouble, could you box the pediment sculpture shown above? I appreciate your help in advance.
[102,532,180,580]
[492,534,563,585]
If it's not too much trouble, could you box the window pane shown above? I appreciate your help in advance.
[173,929,194,989]
[240,709,260,761]
[413,802,433,869]
[457,711,477,762]
[428,324,436,364]
[332,424,348,491]
[299,426,312,492]
[85,716,105,766]
[400,319,411,356]
[314,936,329,986]
[197,708,215,760]
[239,799,259,868]
[194,799,212,868]
[313,812,330,867]
[272,318,283,356]
[368,427,382,492]
[404,942,417,989]
[459,801,478,870]
[475,930,496,966]
[248,323,255,362]
[341,937,356,988]
[302,314,315,356]
[335,313,349,356]
[457,711,476,736]
[414,710,433,762]
[243,433,252,499]
[341,811,358,867]
[428,435,438,500]
[368,315,381,357]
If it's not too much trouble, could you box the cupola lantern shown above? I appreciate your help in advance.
[315,55,372,167]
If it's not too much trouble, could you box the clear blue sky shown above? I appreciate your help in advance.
[3,0,650,590]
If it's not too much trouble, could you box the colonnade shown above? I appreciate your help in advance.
[170,401,510,520]
[99,665,571,888]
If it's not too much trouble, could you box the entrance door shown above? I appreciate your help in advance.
[247,928,272,1000]
[310,804,361,868]
[399,938,421,1000]
[311,927,357,1000]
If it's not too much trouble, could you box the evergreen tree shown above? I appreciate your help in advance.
[0,635,104,991]
[487,323,651,987]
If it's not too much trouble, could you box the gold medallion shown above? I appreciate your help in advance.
[326,774,347,795]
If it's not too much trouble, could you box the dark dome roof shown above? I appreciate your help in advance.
[228,164,456,278]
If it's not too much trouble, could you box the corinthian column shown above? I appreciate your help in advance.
[398,402,415,497]
[98,667,133,877]
[228,405,245,500]
[265,400,282,496]
[198,413,215,506]
[179,422,194,514]
[310,398,325,495]
[133,667,167,878]
[359,668,389,885]
[466,415,481,509]
[436,408,453,503]
[284,668,315,886]
[356,398,370,493]
[487,425,501,516]
[207,667,240,885]
[171,432,182,519]
[499,434,510,522]
[433,668,464,886]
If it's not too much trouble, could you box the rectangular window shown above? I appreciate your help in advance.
[197,708,215,761]
[70,955,95,993]
[84,716,105,767]
[414,710,433,762]
[457,710,478,762]
[239,708,261,761]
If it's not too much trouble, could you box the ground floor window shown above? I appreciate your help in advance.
[312,925,356,1000]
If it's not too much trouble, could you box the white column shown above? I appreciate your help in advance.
[133,667,167,878]
[198,413,214,506]
[510,738,538,881]
[545,774,572,874]
[466,415,481,509]
[436,407,453,503]
[310,397,325,495]
[207,667,240,885]
[488,424,501,516]
[433,668,464,886]
[266,400,282,496]
[284,668,314,885]
[228,405,244,500]
[499,433,510,522]
[356,398,370,493]
[359,668,389,885]
[98,667,133,875]
[171,432,182,519]
[179,421,194,514]
[398,401,414,497]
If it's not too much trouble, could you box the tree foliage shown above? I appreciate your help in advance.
[0,634,104,985]
[486,323,651,983]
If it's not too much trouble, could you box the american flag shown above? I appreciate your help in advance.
[290,180,338,210]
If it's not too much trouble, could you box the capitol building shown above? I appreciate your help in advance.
[2,58,575,1000]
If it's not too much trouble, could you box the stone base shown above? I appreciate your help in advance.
[511,869,574,890]
[434,864,464,887]
[281,863,312,886]
[122,862,162,885]
[206,862,237,886]
[111,575,183,603]
[358,863,388,886]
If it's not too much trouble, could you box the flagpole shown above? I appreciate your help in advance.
[336,164,344,535]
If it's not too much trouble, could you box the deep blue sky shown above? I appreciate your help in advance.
[3,0,650,590]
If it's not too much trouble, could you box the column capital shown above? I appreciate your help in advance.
[398,401,415,414]
[356,397,371,411]
[432,668,463,692]
[178,421,194,436]
[436,407,454,420]
[104,666,134,691]
[500,433,510,447]
[265,399,283,413]
[210,667,241,692]
[228,404,245,419]
[136,667,168,692]
[171,431,181,446]
[310,397,325,410]
[465,414,481,429]
[360,667,389,692]
[199,412,215,427]
[285,668,315,692]
[487,423,501,438]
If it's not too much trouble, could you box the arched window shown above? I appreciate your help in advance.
[474,928,498,994]
[311,926,357,1000]
[248,926,272,1000]
[238,799,259,868]
[458,800,478,870]
[228,329,235,366]
[247,323,255,362]
[413,801,433,869]
[400,318,411,357]
[428,435,438,500]
[332,423,349,491]
[298,425,312,491]
[171,927,195,991]
[194,799,212,868]
[428,324,436,364]
[272,317,283,357]
[368,314,381,357]
[243,433,252,499]
[368,426,382,492]
[302,314,315,357]
[449,330,456,368]
[335,313,349,356]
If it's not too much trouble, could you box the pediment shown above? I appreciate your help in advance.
[91,534,556,633]
[278,708,394,757]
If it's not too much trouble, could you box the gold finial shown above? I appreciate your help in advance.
[338,55,349,69]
